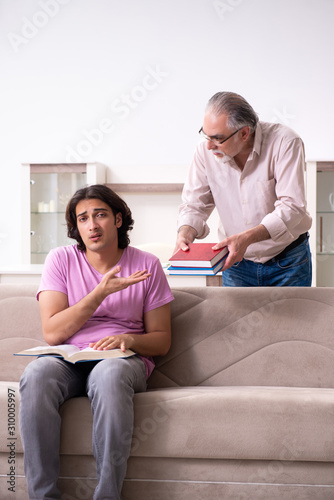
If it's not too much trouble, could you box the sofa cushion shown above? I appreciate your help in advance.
[132,386,334,462]
[56,386,334,463]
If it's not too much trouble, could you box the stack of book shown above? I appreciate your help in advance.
[167,243,228,275]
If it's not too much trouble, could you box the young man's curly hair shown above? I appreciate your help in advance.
[65,184,134,251]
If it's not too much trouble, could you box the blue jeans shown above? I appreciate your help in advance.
[19,355,147,500]
[222,238,312,287]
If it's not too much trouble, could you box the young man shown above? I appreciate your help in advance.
[176,91,312,287]
[19,184,174,500]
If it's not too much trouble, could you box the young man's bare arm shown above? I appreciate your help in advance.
[89,303,172,357]
[39,266,151,345]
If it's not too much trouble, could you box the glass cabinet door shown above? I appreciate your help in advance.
[307,161,334,286]
[25,163,106,265]
[30,170,87,264]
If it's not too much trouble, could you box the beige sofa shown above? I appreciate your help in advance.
[0,283,334,500]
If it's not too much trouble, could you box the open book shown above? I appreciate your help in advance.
[14,344,135,364]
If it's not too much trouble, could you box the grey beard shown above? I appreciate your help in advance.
[212,151,233,163]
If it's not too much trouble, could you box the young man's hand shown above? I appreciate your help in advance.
[90,333,133,352]
[90,303,172,357]
[99,266,151,297]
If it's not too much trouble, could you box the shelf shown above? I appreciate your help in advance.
[106,183,183,193]
[30,163,87,173]
[316,162,334,172]
[317,211,334,214]
[31,211,65,215]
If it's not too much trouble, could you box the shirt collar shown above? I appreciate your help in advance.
[252,122,262,157]
[223,122,262,164]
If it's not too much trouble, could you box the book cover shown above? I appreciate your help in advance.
[169,243,228,268]
[14,344,135,364]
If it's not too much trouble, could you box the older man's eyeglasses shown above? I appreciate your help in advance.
[199,127,242,146]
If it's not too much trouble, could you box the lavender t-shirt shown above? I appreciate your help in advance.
[37,245,174,378]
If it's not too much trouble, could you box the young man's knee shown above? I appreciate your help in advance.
[90,359,129,387]
[20,357,63,390]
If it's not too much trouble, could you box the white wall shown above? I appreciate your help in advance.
[1,0,334,265]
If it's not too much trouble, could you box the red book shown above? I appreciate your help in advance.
[169,243,228,268]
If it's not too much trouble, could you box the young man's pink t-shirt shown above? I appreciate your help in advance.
[37,245,174,378]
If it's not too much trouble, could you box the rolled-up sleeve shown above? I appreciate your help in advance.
[260,137,310,244]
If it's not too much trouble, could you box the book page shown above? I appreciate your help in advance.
[16,344,79,357]
[50,344,80,355]
[70,347,135,362]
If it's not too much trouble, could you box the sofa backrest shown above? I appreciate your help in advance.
[0,284,45,382]
[148,287,334,390]
[1,284,334,388]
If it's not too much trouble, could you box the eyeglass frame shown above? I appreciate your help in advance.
[198,126,243,146]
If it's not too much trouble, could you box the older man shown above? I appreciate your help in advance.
[175,91,312,286]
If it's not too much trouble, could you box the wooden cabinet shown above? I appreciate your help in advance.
[21,163,106,265]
